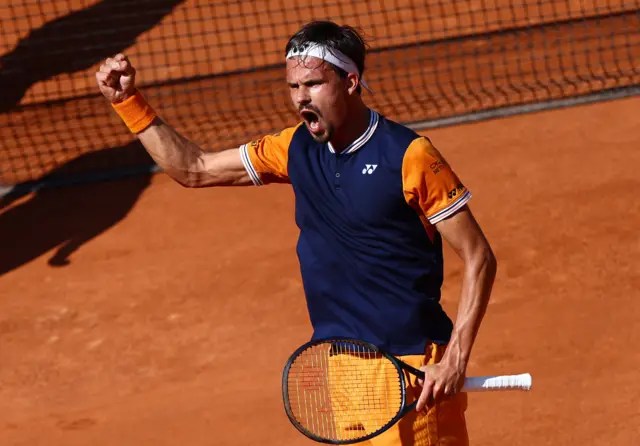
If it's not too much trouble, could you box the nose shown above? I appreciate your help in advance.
[295,86,311,108]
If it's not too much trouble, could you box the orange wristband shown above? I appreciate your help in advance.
[111,90,157,134]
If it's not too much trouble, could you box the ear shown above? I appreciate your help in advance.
[345,72,360,95]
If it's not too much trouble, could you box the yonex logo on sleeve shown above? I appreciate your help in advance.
[362,164,378,175]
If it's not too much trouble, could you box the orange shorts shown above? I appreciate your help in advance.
[328,342,469,446]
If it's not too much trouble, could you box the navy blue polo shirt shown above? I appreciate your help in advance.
[240,110,471,355]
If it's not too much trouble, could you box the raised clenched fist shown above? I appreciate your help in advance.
[96,53,137,104]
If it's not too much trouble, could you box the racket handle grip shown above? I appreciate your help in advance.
[462,373,532,392]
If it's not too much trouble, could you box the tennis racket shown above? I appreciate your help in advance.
[282,338,531,444]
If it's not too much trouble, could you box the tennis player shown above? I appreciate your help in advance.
[97,20,497,445]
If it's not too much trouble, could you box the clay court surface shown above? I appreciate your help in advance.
[1,95,639,445]
[1,0,640,444]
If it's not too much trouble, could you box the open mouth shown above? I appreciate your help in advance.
[300,109,323,133]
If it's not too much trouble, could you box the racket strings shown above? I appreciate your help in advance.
[286,341,404,442]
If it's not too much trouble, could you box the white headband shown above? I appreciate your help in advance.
[286,42,372,92]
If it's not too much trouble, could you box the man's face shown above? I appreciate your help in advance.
[286,56,350,143]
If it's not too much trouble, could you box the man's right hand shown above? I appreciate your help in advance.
[96,53,137,104]
[95,53,254,188]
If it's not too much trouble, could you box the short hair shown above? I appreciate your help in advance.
[285,21,368,94]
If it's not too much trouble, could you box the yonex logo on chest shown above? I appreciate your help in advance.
[362,164,378,175]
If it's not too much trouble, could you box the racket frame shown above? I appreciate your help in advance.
[282,338,420,445]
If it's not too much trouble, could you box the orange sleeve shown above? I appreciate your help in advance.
[402,137,471,225]
[239,124,301,185]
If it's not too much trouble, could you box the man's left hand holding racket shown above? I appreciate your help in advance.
[414,346,467,411]
[282,339,531,444]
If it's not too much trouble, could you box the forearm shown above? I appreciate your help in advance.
[137,117,208,186]
[443,249,497,369]
[110,91,249,187]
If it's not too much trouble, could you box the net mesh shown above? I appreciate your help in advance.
[1,0,639,185]
[285,341,403,443]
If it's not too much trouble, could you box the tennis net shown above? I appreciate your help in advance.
[1,0,638,187]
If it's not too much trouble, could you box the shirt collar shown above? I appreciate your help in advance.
[327,109,379,154]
